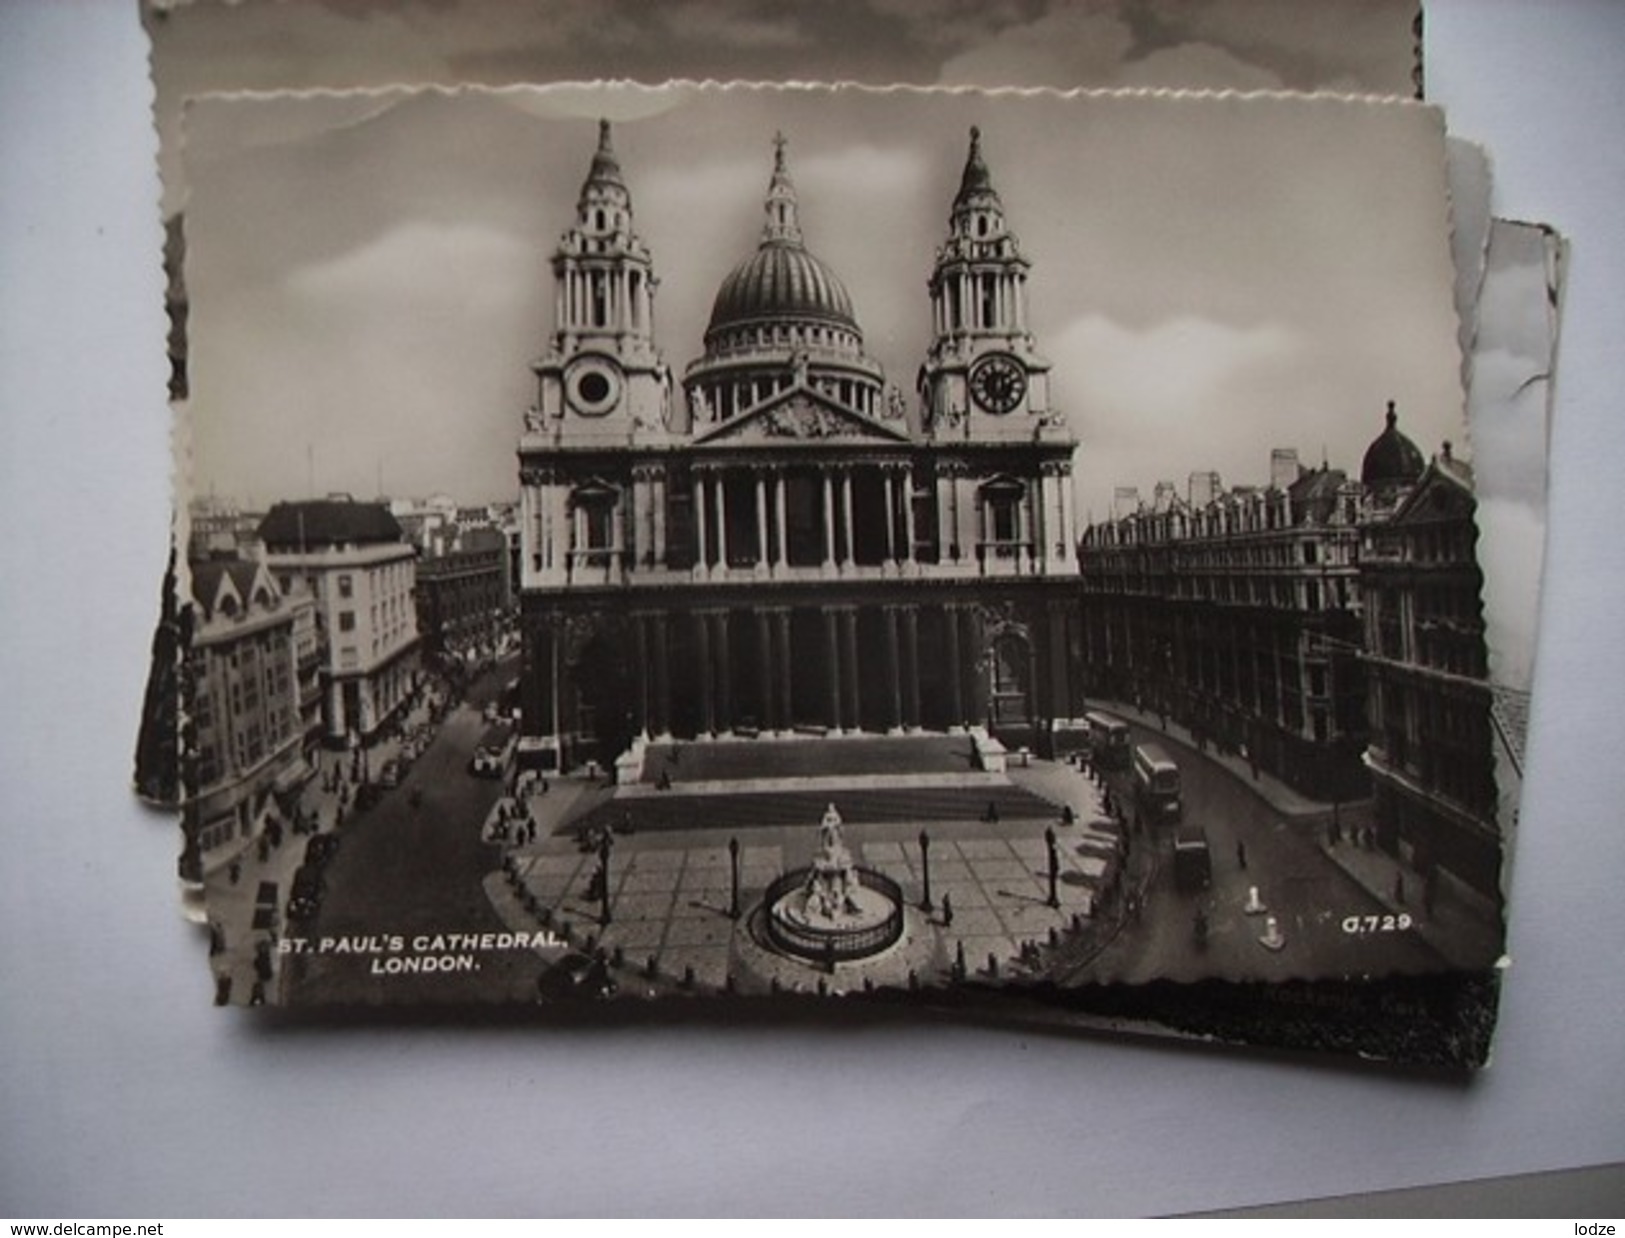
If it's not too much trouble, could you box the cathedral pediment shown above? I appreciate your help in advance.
[693,387,911,447]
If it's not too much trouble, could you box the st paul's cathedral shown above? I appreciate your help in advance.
[516,121,1083,770]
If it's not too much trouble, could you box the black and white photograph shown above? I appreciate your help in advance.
[176,79,1510,1029]
[12,0,1625,1221]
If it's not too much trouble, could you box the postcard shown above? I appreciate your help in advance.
[171,81,1516,1040]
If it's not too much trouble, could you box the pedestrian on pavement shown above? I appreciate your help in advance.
[941,891,954,927]
[1393,872,1406,906]
[1236,839,1248,871]
[229,860,241,885]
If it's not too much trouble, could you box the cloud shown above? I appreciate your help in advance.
[936,7,1136,87]
[1113,43,1284,91]
[1052,314,1309,505]
[1056,313,1299,427]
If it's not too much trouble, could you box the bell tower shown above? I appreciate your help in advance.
[920,126,1053,440]
[530,119,670,443]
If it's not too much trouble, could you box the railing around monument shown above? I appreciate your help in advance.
[762,866,906,963]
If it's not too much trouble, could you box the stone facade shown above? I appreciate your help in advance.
[517,123,1082,770]
[182,559,309,876]
[1078,452,1369,800]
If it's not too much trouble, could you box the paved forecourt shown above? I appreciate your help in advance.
[484,736,1116,997]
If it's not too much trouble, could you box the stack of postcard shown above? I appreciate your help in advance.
[135,0,1563,1069]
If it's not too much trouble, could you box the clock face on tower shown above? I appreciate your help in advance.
[969,353,1027,414]
[566,356,622,417]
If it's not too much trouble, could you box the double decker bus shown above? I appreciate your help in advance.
[1132,742,1183,825]
[1085,711,1132,771]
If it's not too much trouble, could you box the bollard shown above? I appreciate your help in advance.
[954,940,967,980]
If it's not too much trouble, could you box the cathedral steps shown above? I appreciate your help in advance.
[572,782,1061,837]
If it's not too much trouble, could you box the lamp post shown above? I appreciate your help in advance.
[728,835,741,921]
[918,829,933,913]
[1045,826,1060,909]
[597,832,613,927]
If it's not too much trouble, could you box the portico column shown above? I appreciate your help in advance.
[714,471,730,572]
[774,471,789,568]
[884,607,904,732]
[821,471,837,570]
[945,605,964,726]
[840,469,855,566]
[651,611,671,736]
[823,608,842,731]
[694,471,710,572]
[714,611,732,732]
[757,609,776,731]
[881,470,897,564]
[754,471,769,571]
[695,611,715,736]
[776,609,794,726]
[902,605,921,728]
[841,608,861,732]
[901,469,918,566]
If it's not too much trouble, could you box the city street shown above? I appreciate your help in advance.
[1058,719,1447,986]
[272,658,558,1005]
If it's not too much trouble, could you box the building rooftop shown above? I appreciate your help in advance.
[258,499,405,551]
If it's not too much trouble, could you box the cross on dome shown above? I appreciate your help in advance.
[762,130,803,245]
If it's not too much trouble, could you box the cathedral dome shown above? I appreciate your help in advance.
[704,133,862,345]
[1360,400,1426,489]
[707,240,859,336]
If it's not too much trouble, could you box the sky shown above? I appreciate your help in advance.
[184,82,1465,519]
[147,0,1421,218]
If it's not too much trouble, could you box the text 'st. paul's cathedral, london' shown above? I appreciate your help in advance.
[517,122,1082,769]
